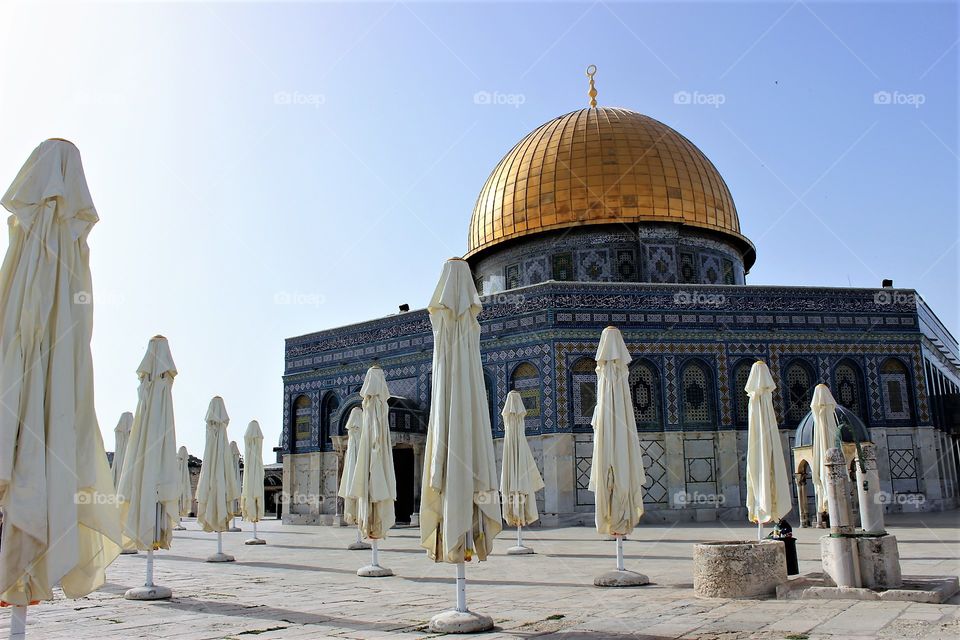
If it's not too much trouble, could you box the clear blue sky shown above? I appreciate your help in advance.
[0,1,956,459]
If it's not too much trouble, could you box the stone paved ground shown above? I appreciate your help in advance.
[3,511,958,639]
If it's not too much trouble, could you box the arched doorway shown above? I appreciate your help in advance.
[393,446,415,524]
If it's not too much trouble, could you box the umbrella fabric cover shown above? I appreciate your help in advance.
[230,441,242,517]
[810,384,840,515]
[420,259,502,563]
[337,408,363,525]
[177,446,192,517]
[241,421,265,523]
[744,361,792,524]
[348,366,397,539]
[118,336,181,550]
[112,412,134,488]
[196,397,239,532]
[588,326,646,536]
[0,139,121,603]
[500,391,544,528]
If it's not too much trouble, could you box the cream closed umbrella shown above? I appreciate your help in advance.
[228,441,242,532]
[588,326,649,587]
[118,335,180,600]
[241,420,266,545]
[745,361,792,539]
[349,365,397,577]
[810,384,840,523]
[337,408,370,551]
[175,446,191,530]
[196,397,239,562]
[500,390,544,555]
[112,412,134,488]
[420,258,502,634]
[115,412,141,552]
[0,139,121,637]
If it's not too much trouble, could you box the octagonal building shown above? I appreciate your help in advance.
[279,100,960,527]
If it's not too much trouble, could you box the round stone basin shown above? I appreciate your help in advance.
[693,540,787,599]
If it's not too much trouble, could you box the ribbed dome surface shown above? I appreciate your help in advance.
[466,107,753,263]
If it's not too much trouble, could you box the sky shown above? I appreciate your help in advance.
[0,1,956,461]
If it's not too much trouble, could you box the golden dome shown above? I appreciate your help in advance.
[466,107,755,268]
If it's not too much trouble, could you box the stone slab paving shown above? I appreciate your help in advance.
[2,512,957,639]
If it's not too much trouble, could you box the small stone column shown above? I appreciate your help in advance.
[795,470,810,527]
[826,447,854,534]
[855,443,885,534]
[823,447,861,588]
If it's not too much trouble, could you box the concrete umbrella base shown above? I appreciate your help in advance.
[124,585,172,600]
[173,525,186,531]
[120,548,139,555]
[348,540,371,550]
[206,552,235,563]
[245,538,267,545]
[429,610,494,634]
[594,570,650,587]
[357,565,394,577]
[506,546,535,555]
[227,527,241,532]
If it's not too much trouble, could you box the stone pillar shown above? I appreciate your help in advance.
[541,433,575,524]
[795,471,810,527]
[716,431,741,513]
[826,448,854,533]
[855,443,885,534]
[916,426,944,507]
[871,428,894,506]
[824,447,860,588]
[664,432,686,510]
[331,435,347,525]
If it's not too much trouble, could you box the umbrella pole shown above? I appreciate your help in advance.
[517,525,523,548]
[253,521,258,540]
[217,531,224,555]
[615,535,625,571]
[371,540,380,567]
[455,562,467,613]
[758,522,762,541]
[145,548,156,586]
[10,604,26,639]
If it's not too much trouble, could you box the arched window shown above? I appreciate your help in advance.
[571,357,597,428]
[510,362,541,422]
[320,392,340,449]
[834,360,866,420]
[785,360,815,425]
[292,395,312,451]
[732,360,753,426]
[628,359,661,428]
[880,358,912,421]
[680,360,714,427]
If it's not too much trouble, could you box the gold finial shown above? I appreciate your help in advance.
[586,64,598,108]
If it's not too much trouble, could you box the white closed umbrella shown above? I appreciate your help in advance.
[745,361,792,539]
[810,384,840,519]
[196,396,239,562]
[420,258,501,634]
[241,420,266,545]
[337,408,369,551]
[174,446,191,530]
[118,335,180,600]
[115,412,141,551]
[228,441,242,532]
[112,412,134,488]
[588,326,649,587]
[500,390,544,555]
[350,365,397,577]
[0,139,121,636]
